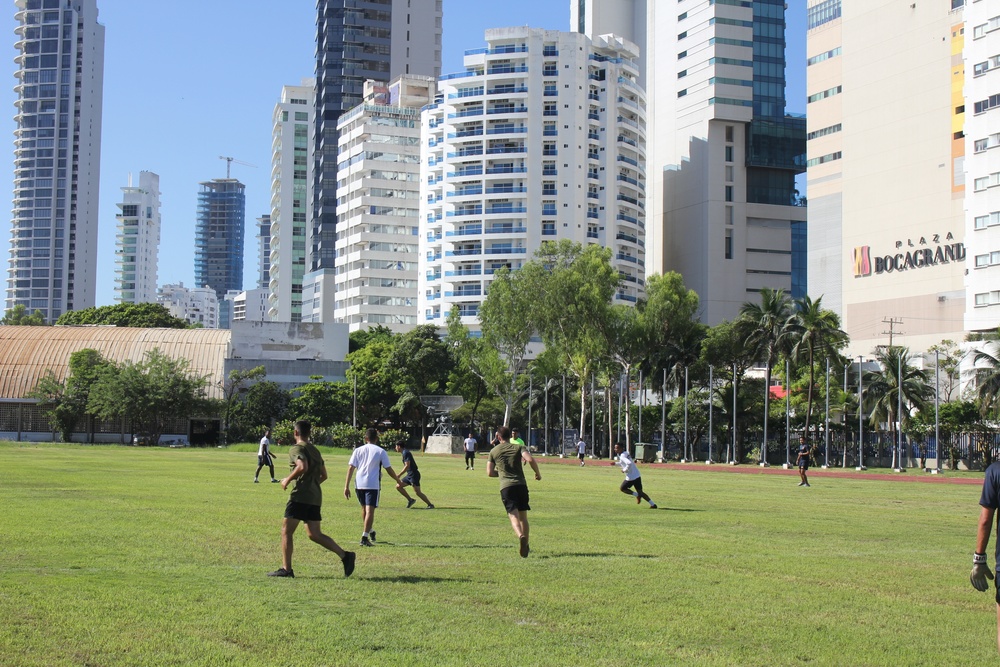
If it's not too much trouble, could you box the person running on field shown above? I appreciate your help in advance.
[488,425,541,558]
[612,442,657,509]
[796,435,812,487]
[394,440,434,509]
[345,428,401,547]
[971,459,1000,655]
[268,420,355,578]
[577,437,587,467]
[464,432,477,470]
[255,429,278,483]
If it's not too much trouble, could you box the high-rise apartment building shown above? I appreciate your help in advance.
[307,0,442,322]
[6,0,105,321]
[965,0,1000,333]
[268,80,313,323]
[806,0,967,354]
[157,282,218,329]
[419,28,646,327]
[194,179,245,330]
[333,76,433,332]
[255,214,270,291]
[227,288,268,323]
[113,171,160,304]
[575,0,806,325]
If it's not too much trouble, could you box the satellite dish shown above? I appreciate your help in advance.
[419,395,465,435]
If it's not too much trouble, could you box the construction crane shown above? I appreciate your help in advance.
[218,155,257,179]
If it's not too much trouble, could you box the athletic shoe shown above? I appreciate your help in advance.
[270,479,279,483]
[465,466,469,470]
[341,552,356,578]
[798,482,806,487]
[649,503,657,509]
[360,537,374,547]
[805,483,811,487]
[635,495,642,504]
[369,531,376,543]
[253,478,259,483]
[426,504,435,509]
[267,567,294,578]
[519,535,529,558]
[406,499,416,509]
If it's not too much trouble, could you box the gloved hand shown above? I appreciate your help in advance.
[971,554,994,592]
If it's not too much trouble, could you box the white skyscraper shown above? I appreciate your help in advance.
[157,282,219,329]
[333,76,433,332]
[6,0,105,321]
[268,80,314,323]
[113,171,160,305]
[419,28,646,327]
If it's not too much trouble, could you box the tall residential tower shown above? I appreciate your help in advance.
[194,179,245,330]
[6,0,105,321]
[113,171,160,304]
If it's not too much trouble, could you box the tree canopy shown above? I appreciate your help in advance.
[56,303,192,328]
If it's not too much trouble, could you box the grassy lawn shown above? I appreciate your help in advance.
[0,441,992,666]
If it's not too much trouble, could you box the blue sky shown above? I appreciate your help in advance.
[0,1,805,308]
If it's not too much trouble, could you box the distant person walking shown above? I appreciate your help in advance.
[971,460,1000,655]
[488,425,541,558]
[577,438,587,467]
[612,442,657,509]
[345,428,401,547]
[464,432,478,470]
[268,420,355,578]
[394,440,434,509]
[796,436,812,487]
[254,429,278,483]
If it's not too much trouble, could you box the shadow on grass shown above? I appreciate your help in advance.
[385,542,499,549]
[536,552,658,560]
[654,507,703,512]
[361,575,473,584]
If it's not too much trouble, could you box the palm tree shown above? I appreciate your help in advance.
[862,346,932,467]
[789,295,847,438]
[739,287,794,464]
[974,343,1000,418]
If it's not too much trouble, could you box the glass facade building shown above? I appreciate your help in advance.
[194,179,245,330]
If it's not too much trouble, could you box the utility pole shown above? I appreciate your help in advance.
[881,317,905,348]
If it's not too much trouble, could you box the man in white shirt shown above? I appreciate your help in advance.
[254,429,278,483]
[463,432,477,470]
[577,438,587,467]
[612,442,656,508]
[345,428,401,547]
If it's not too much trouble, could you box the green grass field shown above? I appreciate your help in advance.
[0,441,993,666]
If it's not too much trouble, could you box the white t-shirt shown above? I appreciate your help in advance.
[577,440,586,455]
[464,437,477,452]
[257,436,271,457]
[348,443,392,490]
[616,450,640,481]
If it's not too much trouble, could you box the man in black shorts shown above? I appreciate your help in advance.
[971,459,1000,654]
[268,420,355,578]
[795,435,812,487]
[488,425,541,557]
[394,439,434,509]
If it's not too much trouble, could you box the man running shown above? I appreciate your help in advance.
[345,428,401,547]
[254,428,278,483]
[612,442,657,509]
[394,440,434,509]
[488,425,541,558]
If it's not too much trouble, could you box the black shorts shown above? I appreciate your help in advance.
[258,454,273,467]
[620,477,644,495]
[284,500,321,522]
[500,484,531,513]
[995,581,1000,605]
[799,462,810,471]
[401,470,421,487]
[356,488,380,508]
[578,452,585,461]
[465,451,476,460]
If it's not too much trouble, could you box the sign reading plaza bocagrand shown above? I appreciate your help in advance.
[853,232,965,278]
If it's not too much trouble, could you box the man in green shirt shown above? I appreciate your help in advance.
[488,425,541,558]
[268,420,356,578]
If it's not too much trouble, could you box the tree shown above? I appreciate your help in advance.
[56,303,191,328]
[974,343,1000,419]
[739,287,794,464]
[233,380,290,433]
[346,335,399,427]
[28,348,111,442]
[2,304,46,326]
[445,308,490,426]
[288,379,352,427]
[788,295,847,438]
[218,366,266,444]
[927,339,963,402]
[88,349,210,445]
[862,346,933,467]
[594,303,646,449]
[389,325,454,439]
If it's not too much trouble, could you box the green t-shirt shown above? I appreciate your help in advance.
[489,441,527,490]
[288,442,324,506]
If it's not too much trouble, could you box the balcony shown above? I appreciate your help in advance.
[488,106,528,115]
[486,126,527,135]
[487,85,528,95]
[485,225,527,234]
[446,287,482,297]
[485,205,526,214]
[487,65,528,75]
[487,185,527,194]
[485,246,527,255]
[445,225,483,237]
[486,165,527,175]
[447,248,482,257]
[446,268,483,277]
[447,207,483,217]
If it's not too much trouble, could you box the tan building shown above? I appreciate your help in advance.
[806,0,967,356]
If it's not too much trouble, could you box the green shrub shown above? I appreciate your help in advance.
[327,423,364,449]
[380,428,409,448]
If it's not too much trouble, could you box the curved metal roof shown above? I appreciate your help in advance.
[0,326,231,400]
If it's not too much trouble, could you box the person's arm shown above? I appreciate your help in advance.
[281,457,307,491]
[972,505,997,591]
[344,465,356,498]
[522,449,541,481]
[487,459,498,477]
[318,464,328,484]
[384,465,401,485]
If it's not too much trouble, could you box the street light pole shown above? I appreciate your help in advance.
[934,349,941,474]
[707,365,714,463]
[895,354,903,472]
[857,356,866,471]
[732,363,737,464]
[785,359,791,467]
[824,357,830,469]
[683,366,689,462]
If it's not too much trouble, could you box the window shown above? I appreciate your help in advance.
[974,211,1000,229]
[807,123,842,141]
[973,16,1000,40]
[974,54,1000,76]
[806,151,842,167]
[725,166,734,182]
[725,185,733,202]
[974,172,1000,191]
[808,0,842,30]
[725,146,734,162]
[725,126,734,142]
[725,229,733,259]
[974,93,1000,115]
[726,206,734,225]
[807,47,842,66]
[808,86,842,103]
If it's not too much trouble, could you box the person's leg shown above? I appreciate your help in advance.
[268,462,276,481]
[413,484,432,506]
[515,510,530,557]
[995,603,1000,656]
[507,511,525,539]
[363,505,376,534]
[255,463,264,480]
[280,518,300,571]
[304,520,346,558]
[396,480,414,502]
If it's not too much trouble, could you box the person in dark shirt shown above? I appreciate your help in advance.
[394,440,434,509]
[971,461,1000,655]
[488,425,541,557]
[795,435,812,487]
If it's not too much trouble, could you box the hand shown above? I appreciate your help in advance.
[535,472,541,481]
[280,477,290,490]
[344,487,352,499]
[972,562,995,592]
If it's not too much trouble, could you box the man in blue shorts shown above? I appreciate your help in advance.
[971,459,1000,654]
[268,420,355,578]
[394,439,435,509]
[488,425,541,557]
[345,428,401,547]
[795,435,812,487]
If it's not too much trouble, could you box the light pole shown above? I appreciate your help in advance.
[760,361,770,467]
[683,366,689,462]
[894,354,904,472]
[544,376,549,456]
[527,375,533,452]
[637,370,643,446]
[707,365,714,464]
[352,374,357,429]
[660,369,666,461]
[784,359,791,467]
[857,356,866,471]
[934,349,941,474]
[561,373,566,456]
[823,357,830,469]
[731,363,737,464]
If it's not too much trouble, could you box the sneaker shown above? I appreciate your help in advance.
[253,478,259,483]
[270,478,279,483]
[649,503,657,509]
[360,537,374,547]
[465,465,469,470]
[341,552,356,578]
[369,531,376,543]
[805,483,811,487]
[267,567,294,578]
[798,482,806,487]
[519,535,529,558]
[426,504,435,509]
[406,499,416,509]
[635,495,642,505]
